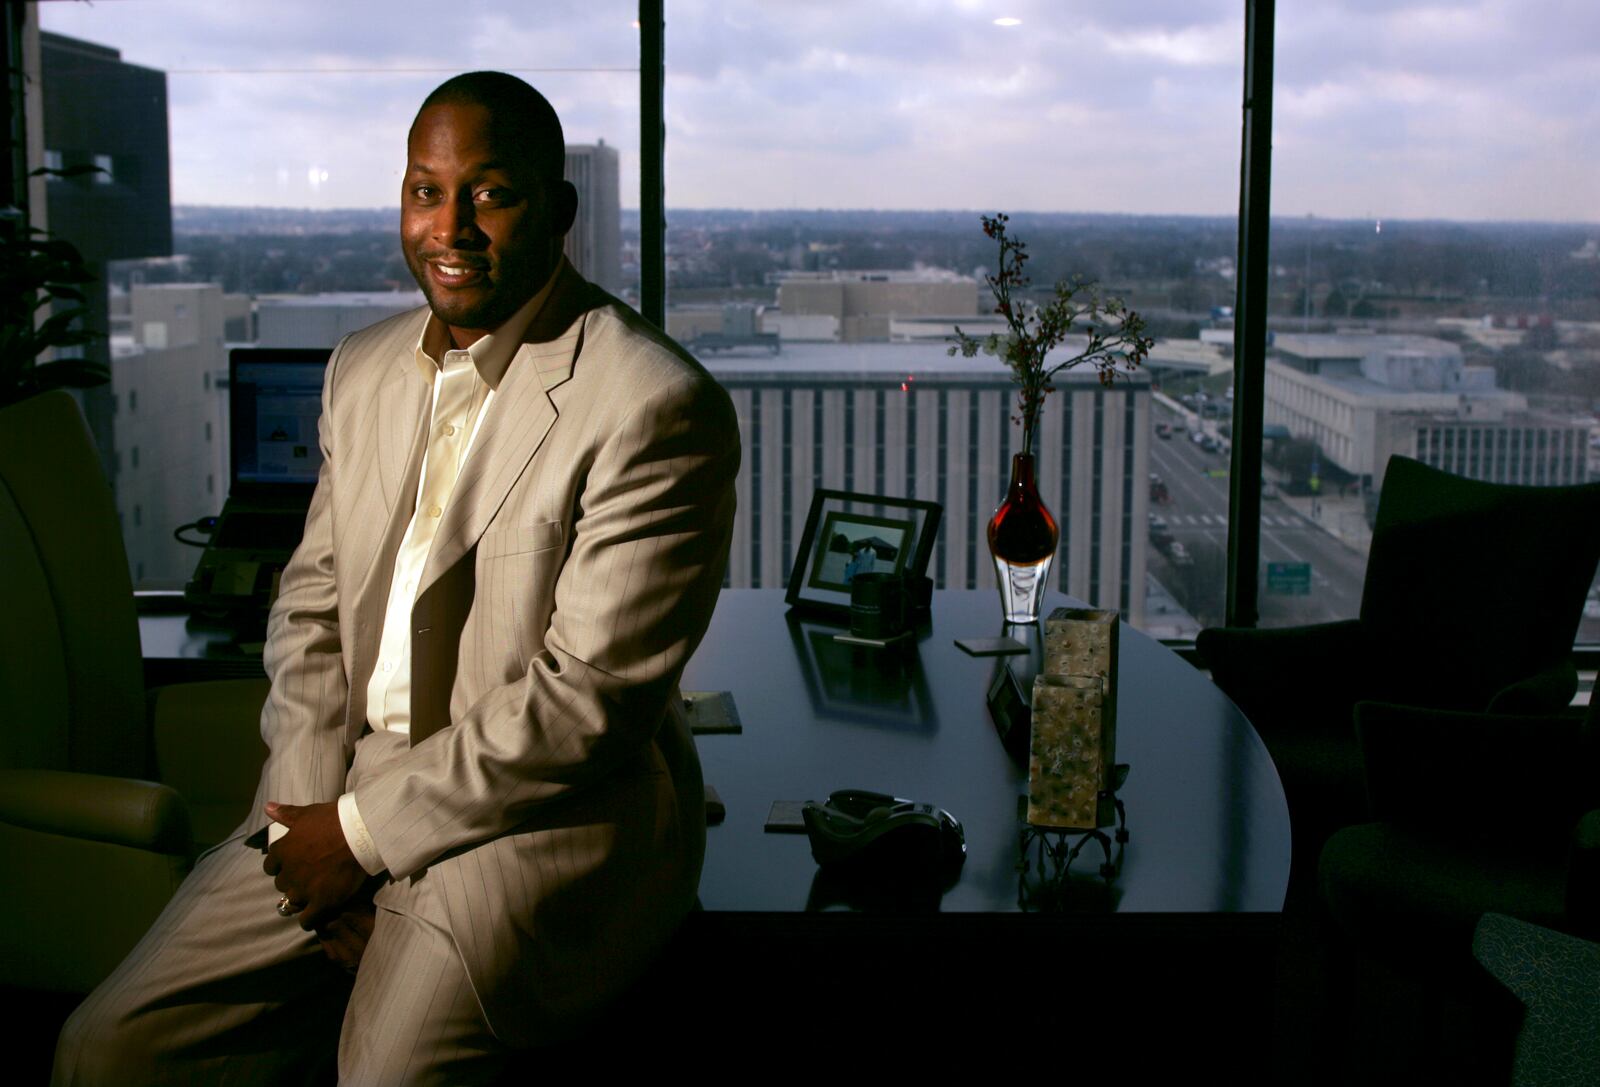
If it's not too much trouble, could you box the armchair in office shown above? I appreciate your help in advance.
[0,391,269,994]
[1197,454,1600,864]
[1315,697,1600,1081]
[1473,912,1600,1087]
[1323,697,1600,960]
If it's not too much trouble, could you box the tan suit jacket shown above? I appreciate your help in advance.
[244,261,738,1044]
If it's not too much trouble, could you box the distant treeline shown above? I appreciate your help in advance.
[155,206,1598,313]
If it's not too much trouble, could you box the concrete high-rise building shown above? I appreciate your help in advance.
[699,342,1152,626]
[112,283,229,586]
[563,141,622,294]
[39,31,173,482]
[255,292,424,348]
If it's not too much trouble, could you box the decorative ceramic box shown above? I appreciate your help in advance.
[1026,608,1120,829]
[1027,674,1107,828]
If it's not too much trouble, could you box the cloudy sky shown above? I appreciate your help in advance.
[38,0,1600,221]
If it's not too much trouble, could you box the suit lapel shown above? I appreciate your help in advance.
[416,267,595,595]
[376,352,430,511]
[415,337,569,593]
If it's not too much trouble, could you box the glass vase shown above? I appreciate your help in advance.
[989,452,1059,624]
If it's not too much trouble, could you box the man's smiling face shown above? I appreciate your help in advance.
[401,102,565,347]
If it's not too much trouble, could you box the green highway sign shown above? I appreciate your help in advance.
[1266,561,1312,596]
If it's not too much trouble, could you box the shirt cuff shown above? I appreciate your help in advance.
[267,820,288,845]
[337,792,387,876]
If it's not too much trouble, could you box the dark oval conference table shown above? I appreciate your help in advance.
[683,589,1290,915]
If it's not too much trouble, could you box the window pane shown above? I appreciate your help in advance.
[1260,1,1599,637]
[36,1,639,590]
[665,1,1244,635]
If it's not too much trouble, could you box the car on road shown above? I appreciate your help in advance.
[1167,540,1193,566]
[1261,480,1281,501]
[1156,422,1173,439]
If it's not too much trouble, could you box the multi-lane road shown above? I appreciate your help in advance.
[1147,402,1369,628]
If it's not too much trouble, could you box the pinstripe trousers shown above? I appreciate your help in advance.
[52,730,509,1086]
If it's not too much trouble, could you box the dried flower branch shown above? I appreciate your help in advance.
[948,213,1154,455]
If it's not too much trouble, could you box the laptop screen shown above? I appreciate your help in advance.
[229,348,331,489]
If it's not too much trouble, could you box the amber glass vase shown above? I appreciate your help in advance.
[988,451,1059,623]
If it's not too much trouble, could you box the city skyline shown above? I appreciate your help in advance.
[37,0,1600,223]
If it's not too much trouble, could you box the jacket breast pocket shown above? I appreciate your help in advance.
[476,519,565,671]
[478,519,565,560]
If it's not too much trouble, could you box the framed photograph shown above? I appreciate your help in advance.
[785,489,942,620]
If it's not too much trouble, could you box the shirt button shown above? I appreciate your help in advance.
[444,424,457,437]
[380,661,393,673]
[428,505,442,518]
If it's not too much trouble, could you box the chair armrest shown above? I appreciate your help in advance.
[150,678,270,851]
[0,768,190,855]
[1486,659,1580,716]
[1355,702,1596,837]
[1196,619,1367,734]
[1570,810,1600,939]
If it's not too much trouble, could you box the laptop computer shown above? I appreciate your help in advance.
[184,347,330,617]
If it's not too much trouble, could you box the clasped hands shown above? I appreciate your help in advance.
[264,800,379,973]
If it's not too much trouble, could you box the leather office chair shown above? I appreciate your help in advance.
[0,391,269,993]
[1197,455,1600,862]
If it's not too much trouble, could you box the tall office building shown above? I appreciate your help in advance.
[113,283,229,586]
[39,31,173,482]
[700,343,1152,627]
[563,140,622,294]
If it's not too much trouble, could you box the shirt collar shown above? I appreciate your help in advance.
[413,260,564,390]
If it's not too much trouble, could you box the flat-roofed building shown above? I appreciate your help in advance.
[1264,332,1588,486]
[255,292,424,348]
[775,269,981,343]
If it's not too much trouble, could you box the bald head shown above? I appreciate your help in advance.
[412,71,567,185]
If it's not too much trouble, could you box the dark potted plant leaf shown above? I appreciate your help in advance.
[1,170,110,408]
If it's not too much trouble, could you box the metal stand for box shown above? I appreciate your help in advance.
[1015,764,1130,911]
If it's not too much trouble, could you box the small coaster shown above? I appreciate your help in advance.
[764,800,809,833]
[681,690,742,734]
[704,784,726,826]
[832,630,914,649]
[955,636,1027,657]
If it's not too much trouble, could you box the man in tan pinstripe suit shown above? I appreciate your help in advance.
[54,72,737,1085]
